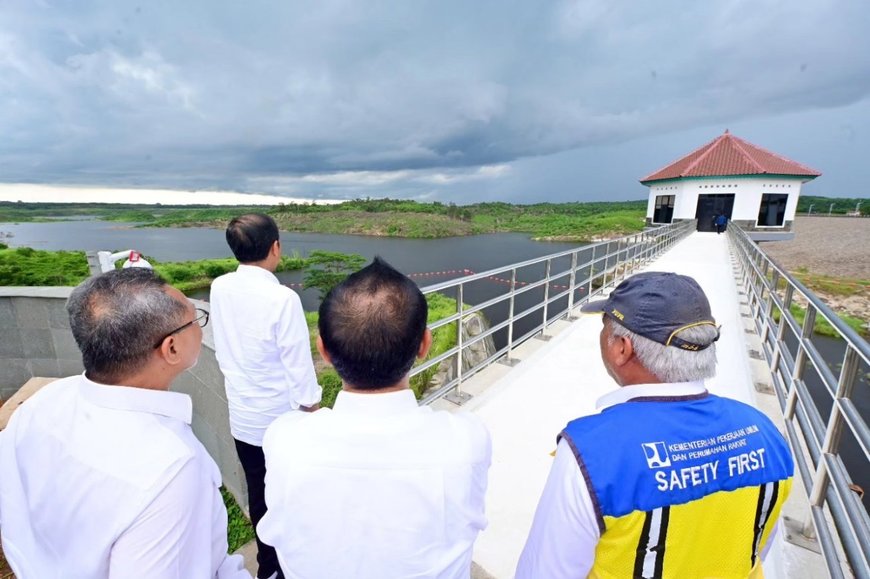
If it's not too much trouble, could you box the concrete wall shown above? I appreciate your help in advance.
[0,288,84,402]
[646,176,809,228]
[0,288,247,504]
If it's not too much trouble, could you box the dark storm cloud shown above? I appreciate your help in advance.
[1,0,869,201]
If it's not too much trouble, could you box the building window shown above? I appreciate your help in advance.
[653,195,675,224]
[757,194,788,227]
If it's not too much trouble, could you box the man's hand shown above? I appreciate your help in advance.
[300,403,320,413]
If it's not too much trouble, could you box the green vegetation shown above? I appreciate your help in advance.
[1,199,649,241]
[152,254,306,292]
[308,292,461,408]
[772,303,867,338]
[220,486,256,553]
[302,250,367,298]
[792,267,870,298]
[0,246,90,286]
[797,196,869,216]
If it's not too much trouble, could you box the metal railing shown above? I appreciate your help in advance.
[729,225,870,579]
[412,219,693,406]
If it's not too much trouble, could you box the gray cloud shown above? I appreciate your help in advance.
[1,0,869,201]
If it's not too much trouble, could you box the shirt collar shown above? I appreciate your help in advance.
[79,374,193,424]
[595,380,708,411]
[236,263,279,284]
[333,389,419,416]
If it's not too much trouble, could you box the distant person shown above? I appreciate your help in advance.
[210,213,321,579]
[516,272,794,579]
[259,257,492,579]
[0,268,249,578]
[715,212,728,234]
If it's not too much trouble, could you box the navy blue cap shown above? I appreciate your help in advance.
[580,272,719,350]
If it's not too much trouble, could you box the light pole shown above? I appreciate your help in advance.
[829,203,835,216]
[857,201,863,215]
[808,203,815,215]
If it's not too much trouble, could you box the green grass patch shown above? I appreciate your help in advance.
[792,268,870,298]
[151,254,305,292]
[774,304,867,338]
[0,246,90,286]
[220,486,256,553]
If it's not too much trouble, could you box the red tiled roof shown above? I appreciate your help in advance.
[640,130,822,183]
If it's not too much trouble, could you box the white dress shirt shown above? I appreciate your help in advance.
[210,264,321,446]
[259,389,492,579]
[0,375,249,579]
[515,381,779,579]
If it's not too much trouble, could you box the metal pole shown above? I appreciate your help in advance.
[501,269,519,367]
[445,283,472,405]
[567,251,578,318]
[540,259,552,339]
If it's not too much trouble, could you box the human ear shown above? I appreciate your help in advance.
[417,329,433,359]
[316,335,333,366]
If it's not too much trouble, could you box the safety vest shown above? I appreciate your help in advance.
[560,392,794,578]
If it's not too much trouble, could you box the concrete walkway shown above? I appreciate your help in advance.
[459,231,821,579]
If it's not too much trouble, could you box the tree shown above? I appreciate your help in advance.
[303,250,367,299]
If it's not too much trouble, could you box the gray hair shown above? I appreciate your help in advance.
[607,317,718,383]
[66,268,188,382]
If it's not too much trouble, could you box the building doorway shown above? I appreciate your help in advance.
[695,194,735,232]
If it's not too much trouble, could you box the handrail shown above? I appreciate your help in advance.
[728,224,870,579]
[412,219,694,405]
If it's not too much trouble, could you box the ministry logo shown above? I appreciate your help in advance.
[641,442,671,468]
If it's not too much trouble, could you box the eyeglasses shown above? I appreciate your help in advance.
[153,308,209,349]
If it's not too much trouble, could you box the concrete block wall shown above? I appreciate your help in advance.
[0,289,84,402]
[0,288,247,505]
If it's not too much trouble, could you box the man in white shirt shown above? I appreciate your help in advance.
[0,268,249,579]
[210,213,321,579]
[259,257,492,579]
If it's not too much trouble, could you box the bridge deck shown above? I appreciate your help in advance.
[451,231,824,579]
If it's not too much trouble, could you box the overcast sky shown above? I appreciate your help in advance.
[2,1,869,204]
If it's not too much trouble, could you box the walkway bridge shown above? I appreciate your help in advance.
[0,223,866,578]
[415,223,869,579]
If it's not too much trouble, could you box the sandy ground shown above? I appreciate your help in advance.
[759,216,869,323]
[760,216,870,279]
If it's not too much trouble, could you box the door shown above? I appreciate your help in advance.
[695,194,735,232]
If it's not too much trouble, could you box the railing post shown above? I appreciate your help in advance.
[500,269,520,367]
[567,251,578,319]
[539,259,552,340]
[445,283,472,405]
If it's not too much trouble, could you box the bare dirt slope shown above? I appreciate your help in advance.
[758,216,869,324]
[760,216,870,279]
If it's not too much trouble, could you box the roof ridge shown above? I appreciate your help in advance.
[682,133,728,175]
[730,134,822,175]
[727,134,766,173]
[640,134,720,181]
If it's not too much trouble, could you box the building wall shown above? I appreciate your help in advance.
[0,288,248,505]
[646,176,807,230]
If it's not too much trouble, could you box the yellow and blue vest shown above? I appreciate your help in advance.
[560,392,794,578]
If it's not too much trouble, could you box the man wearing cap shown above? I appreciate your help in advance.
[516,271,794,579]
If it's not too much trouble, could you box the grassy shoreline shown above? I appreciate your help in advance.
[1,199,647,241]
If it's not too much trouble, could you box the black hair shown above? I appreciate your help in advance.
[318,257,428,390]
[225,213,279,263]
[66,268,187,382]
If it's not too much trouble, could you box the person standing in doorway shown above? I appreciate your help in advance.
[715,212,728,234]
[210,214,322,579]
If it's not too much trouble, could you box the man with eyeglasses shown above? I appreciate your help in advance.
[210,213,321,579]
[0,268,250,578]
